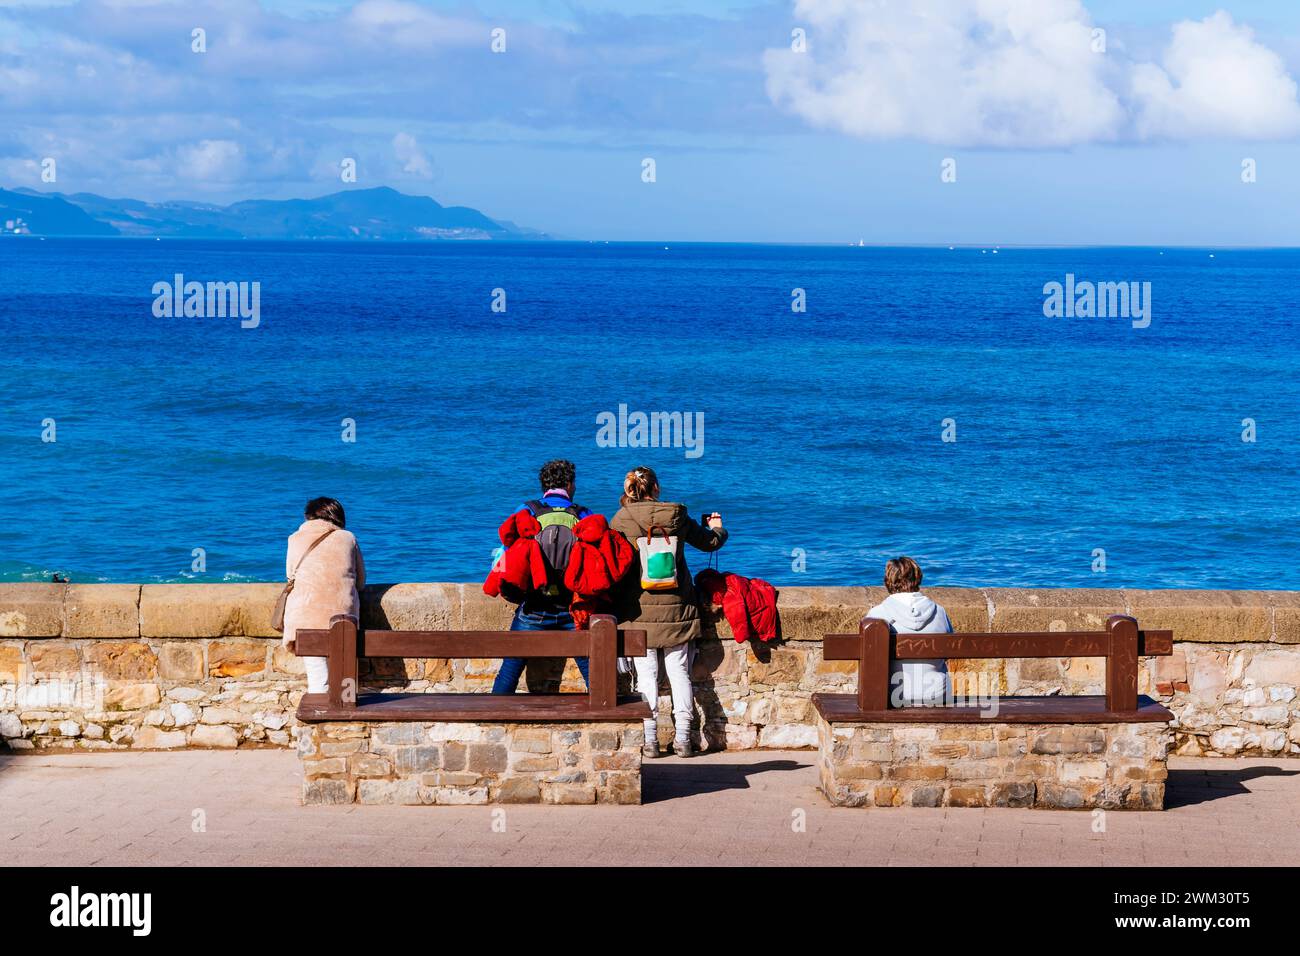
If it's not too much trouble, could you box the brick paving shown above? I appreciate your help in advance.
[1,750,1297,866]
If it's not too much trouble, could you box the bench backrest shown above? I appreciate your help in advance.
[823,614,1173,713]
[295,614,646,713]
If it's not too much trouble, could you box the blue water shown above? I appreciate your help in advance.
[1,239,1296,589]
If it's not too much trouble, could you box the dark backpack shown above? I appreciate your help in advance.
[526,499,584,598]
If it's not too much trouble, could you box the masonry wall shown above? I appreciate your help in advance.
[1,583,1298,757]
[816,717,1170,809]
[300,721,643,805]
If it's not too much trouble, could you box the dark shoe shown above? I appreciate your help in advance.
[674,738,694,758]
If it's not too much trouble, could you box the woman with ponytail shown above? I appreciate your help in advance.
[610,467,727,758]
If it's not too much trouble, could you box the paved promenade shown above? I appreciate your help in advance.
[1,750,1297,867]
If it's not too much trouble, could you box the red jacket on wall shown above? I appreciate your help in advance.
[695,569,780,643]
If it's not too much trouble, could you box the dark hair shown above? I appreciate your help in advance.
[305,497,346,529]
[884,556,922,593]
[539,459,576,492]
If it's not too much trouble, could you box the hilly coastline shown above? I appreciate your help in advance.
[0,186,547,241]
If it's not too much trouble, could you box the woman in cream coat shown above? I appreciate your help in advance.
[283,497,365,695]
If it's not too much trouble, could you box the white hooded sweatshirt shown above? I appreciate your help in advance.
[865,591,952,707]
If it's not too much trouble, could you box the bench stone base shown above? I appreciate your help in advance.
[300,720,643,806]
[817,713,1170,810]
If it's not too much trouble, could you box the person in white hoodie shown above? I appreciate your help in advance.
[865,556,952,707]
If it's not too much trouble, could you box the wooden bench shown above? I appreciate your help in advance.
[816,613,1174,722]
[813,614,1176,809]
[292,614,652,806]
[294,613,651,722]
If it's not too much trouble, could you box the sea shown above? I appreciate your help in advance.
[1,238,1296,589]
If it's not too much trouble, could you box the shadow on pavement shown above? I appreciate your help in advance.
[642,757,810,803]
[1165,764,1300,809]
[0,749,23,778]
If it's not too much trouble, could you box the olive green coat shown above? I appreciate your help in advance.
[609,500,728,649]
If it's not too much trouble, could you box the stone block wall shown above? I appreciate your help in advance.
[299,720,643,805]
[817,714,1170,809]
[1,582,1297,757]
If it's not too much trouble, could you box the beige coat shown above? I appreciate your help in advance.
[609,501,727,649]
[282,518,365,648]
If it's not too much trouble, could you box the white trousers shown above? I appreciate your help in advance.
[633,642,695,742]
[305,656,330,695]
[890,660,950,707]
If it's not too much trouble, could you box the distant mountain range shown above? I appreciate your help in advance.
[0,186,549,240]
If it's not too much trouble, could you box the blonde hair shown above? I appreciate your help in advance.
[884,556,923,593]
[622,466,660,505]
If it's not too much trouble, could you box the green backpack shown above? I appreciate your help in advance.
[526,499,584,597]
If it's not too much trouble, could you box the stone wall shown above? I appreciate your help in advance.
[2,583,1297,757]
[300,720,643,805]
[816,715,1170,809]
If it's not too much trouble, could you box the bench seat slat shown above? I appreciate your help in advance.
[812,692,1173,724]
[823,629,1173,661]
[296,692,652,724]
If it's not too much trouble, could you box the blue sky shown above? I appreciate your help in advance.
[2,0,1299,243]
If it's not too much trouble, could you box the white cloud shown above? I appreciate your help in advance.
[175,139,243,182]
[392,132,433,178]
[0,157,42,182]
[764,1,1300,146]
[347,0,482,48]
[1131,11,1300,141]
[764,0,1122,148]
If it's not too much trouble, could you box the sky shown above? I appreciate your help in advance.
[2,0,1300,244]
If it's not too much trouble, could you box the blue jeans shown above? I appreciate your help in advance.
[491,605,590,693]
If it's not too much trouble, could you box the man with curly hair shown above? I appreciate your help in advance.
[491,459,594,693]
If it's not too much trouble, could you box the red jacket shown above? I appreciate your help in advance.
[567,514,635,629]
[483,512,633,629]
[483,511,548,600]
[695,569,780,643]
[565,514,635,598]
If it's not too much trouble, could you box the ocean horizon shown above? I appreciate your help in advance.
[3,237,1297,589]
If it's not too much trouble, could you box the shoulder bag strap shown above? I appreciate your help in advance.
[290,528,338,582]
